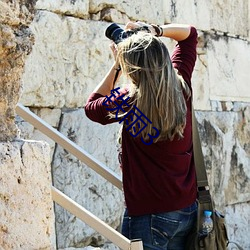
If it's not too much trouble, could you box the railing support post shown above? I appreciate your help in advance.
[130,240,144,250]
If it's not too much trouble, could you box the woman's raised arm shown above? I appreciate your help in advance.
[125,21,192,41]
[160,23,191,41]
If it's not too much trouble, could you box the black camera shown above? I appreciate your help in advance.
[105,23,150,44]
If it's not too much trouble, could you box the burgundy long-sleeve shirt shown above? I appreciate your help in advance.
[85,27,198,216]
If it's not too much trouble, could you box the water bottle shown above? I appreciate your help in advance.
[200,210,213,235]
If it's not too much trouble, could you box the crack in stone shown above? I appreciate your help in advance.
[197,54,207,68]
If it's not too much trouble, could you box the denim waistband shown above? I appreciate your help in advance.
[178,200,198,213]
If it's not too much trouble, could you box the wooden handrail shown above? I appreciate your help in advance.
[16,103,123,190]
[52,187,138,250]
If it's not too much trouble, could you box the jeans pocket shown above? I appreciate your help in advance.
[151,214,181,248]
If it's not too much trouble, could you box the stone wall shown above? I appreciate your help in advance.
[0,0,35,141]
[0,140,56,249]
[0,0,56,249]
[16,0,250,249]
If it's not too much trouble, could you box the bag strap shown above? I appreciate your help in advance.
[192,105,215,234]
[191,106,212,203]
[191,106,209,188]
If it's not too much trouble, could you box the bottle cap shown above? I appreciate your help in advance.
[204,210,212,217]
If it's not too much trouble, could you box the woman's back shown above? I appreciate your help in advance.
[85,23,198,249]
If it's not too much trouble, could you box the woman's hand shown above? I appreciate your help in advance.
[125,21,157,36]
[110,42,120,68]
[110,42,118,58]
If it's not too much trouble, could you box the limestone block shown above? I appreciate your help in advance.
[206,34,250,103]
[90,6,130,24]
[62,244,119,250]
[32,0,250,39]
[35,107,62,127]
[226,202,250,250]
[210,0,248,38]
[21,9,210,111]
[0,0,35,141]
[192,30,250,110]
[16,107,62,160]
[16,114,35,139]
[162,0,248,38]
[192,31,212,111]
[0,0,36,26]
[0,1,20,26]
[29,108,61,155]
[162,0,210,30]
[20,10,227,112]
[196,109,250,212]
[89,0,165,24]
[249,0,250,40]
[52,109,124,248]
[36,0,89,18]
[0,140,56,249]
[20,11,116,108]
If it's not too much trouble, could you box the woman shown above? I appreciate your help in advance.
[85,21,198,250]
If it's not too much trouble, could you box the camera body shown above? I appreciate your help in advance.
[105,23,149,44]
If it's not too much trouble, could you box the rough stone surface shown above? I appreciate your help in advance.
[196,109,250,210]
[163,0,249,38]
[19,13,250,110]
[20,11,113,108]
[16,107,62,160]
[60,244,119,250]
[52,109,123,248]
[36,0,89,18]
[0,140,56,249]
[206,34,250,103]
[0,0,36,141]
[14,0,250,249]
[225,202,250,250]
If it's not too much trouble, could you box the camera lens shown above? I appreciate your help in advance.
[105,23,125,44]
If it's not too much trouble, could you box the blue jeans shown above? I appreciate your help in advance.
[121,202,197,250]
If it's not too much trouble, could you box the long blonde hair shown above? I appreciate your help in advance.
[116,32,190,142]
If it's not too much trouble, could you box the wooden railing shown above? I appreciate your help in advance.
[16,103,143,250]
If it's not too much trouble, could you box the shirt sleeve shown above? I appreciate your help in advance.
[171,26,198,86]
[84,88,129,125]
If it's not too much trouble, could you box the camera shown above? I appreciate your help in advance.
[105,23,150,44]
[105,23,130,44]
